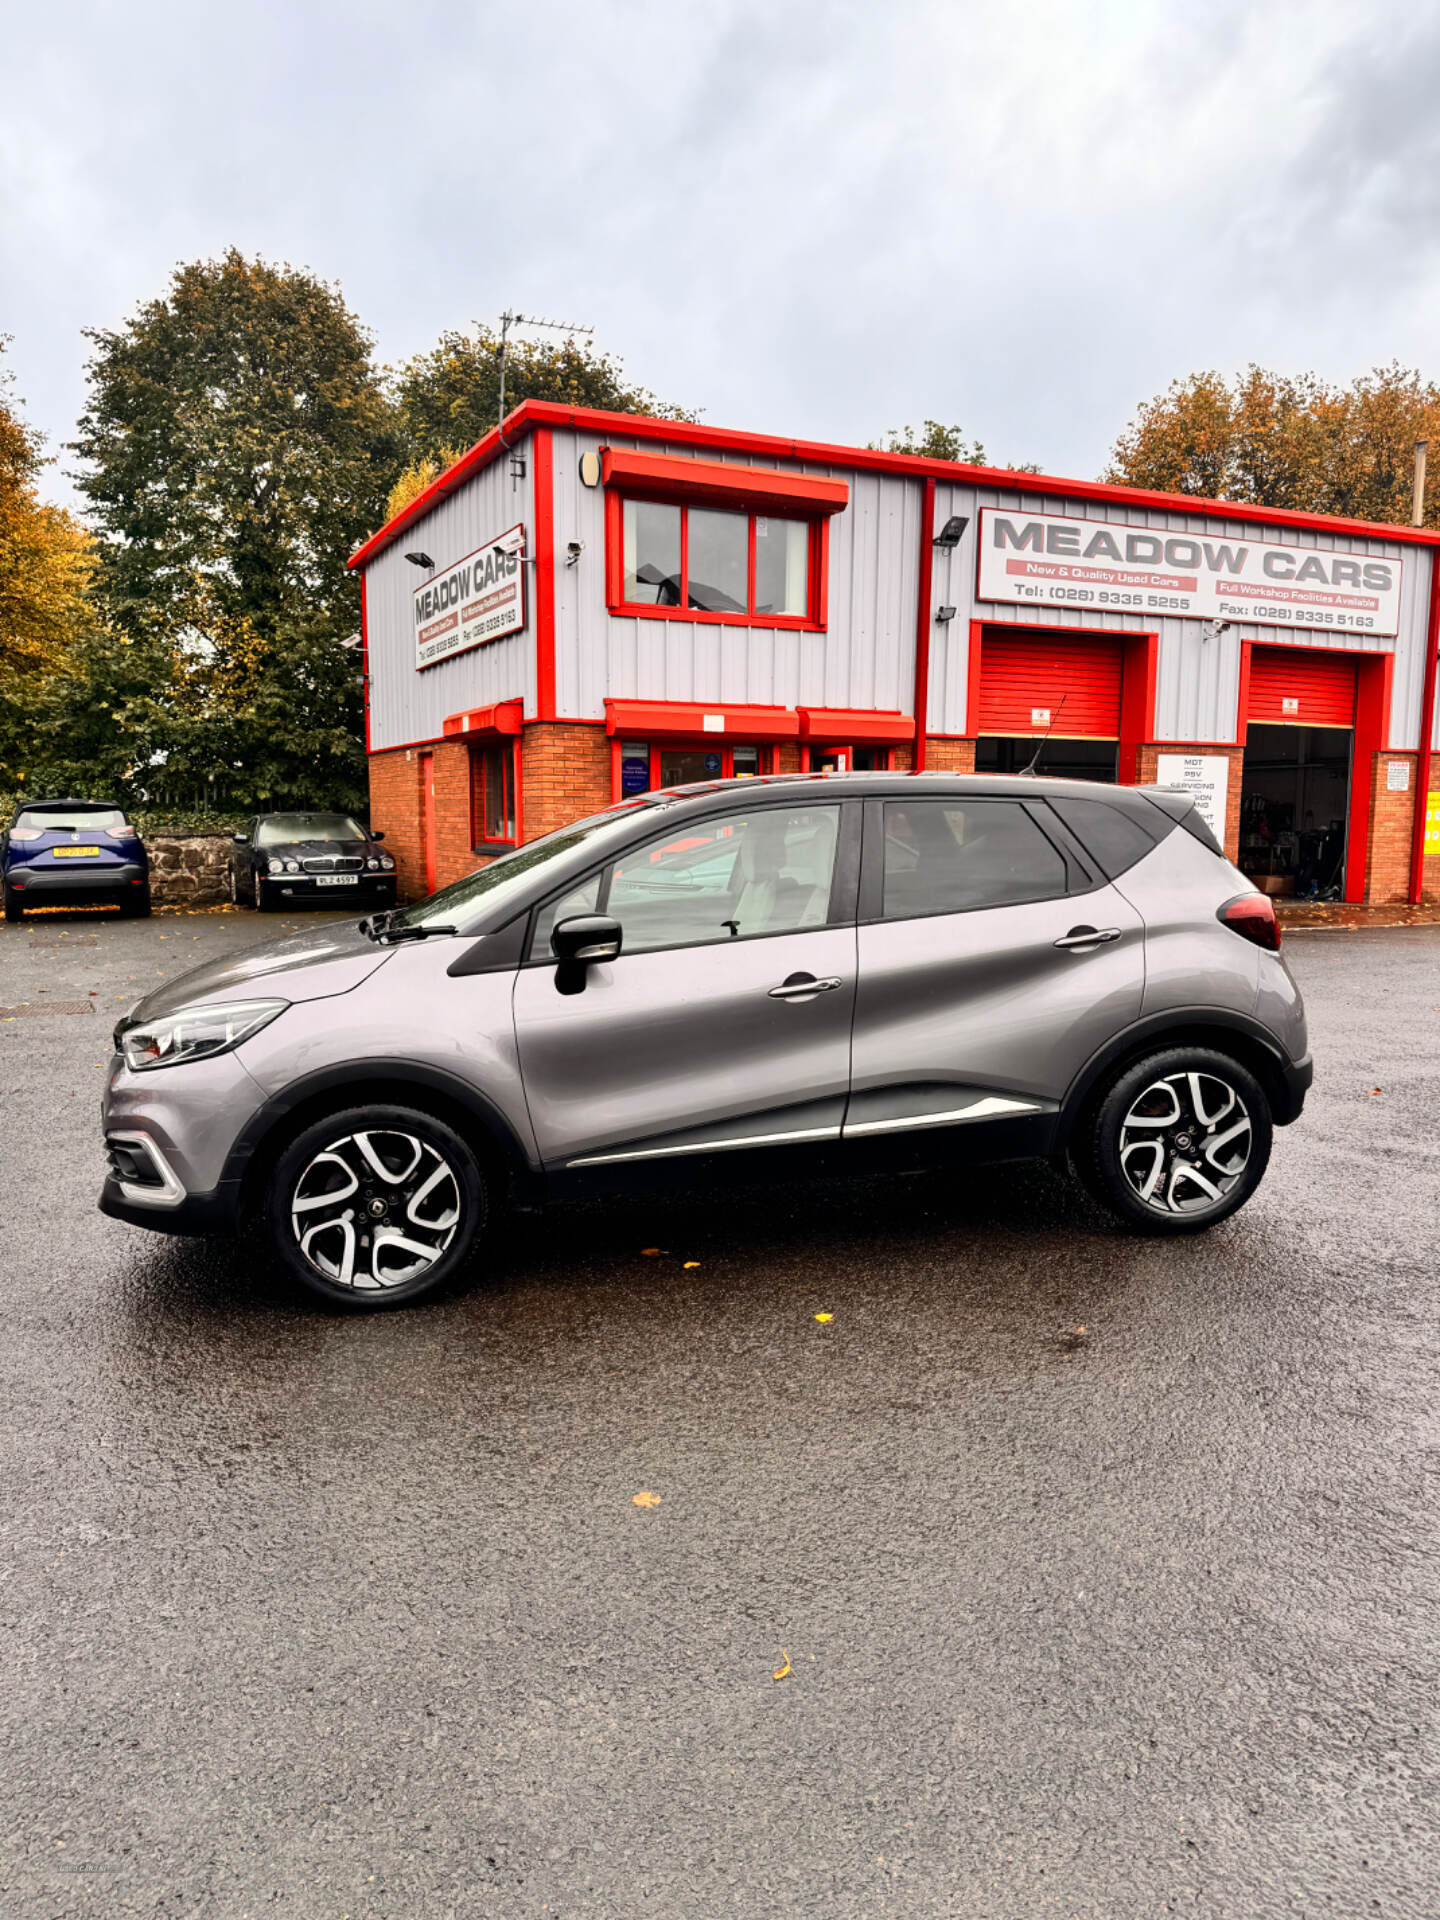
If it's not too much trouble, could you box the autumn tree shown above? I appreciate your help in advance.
[872,420,990,463]
[69,250,400,809]
[393,324,690,474]
[0,342,96,789]
[1105,364,1440,526]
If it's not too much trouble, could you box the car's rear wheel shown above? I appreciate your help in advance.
[263,1104,488,1309]
[1075,1046,1272,1234]
[3,883,22,923]
[118,886,152,918]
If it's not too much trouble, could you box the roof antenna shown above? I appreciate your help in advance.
[497,310,594,450]
[1018,693,1068,777]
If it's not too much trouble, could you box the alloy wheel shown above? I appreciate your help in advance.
[1117,1070,1252,1216]
[289,1128,462,1290]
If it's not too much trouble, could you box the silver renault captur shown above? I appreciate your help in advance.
[100,773,1311,1309]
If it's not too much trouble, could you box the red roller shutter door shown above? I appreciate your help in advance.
[978,631,1123,737]
[1247,647,1357,728]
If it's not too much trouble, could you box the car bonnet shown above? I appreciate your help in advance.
[127,920,394,1025]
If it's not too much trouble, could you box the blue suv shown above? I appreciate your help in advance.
[2,798,151,921]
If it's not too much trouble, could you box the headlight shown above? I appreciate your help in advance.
[267,857,283,874]
[120,999,288,1073]
[380,854,395,871]
[366,857,379,870]
[284,859,300,873]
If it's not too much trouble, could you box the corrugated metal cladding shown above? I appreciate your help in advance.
[362,450,534,753]
[550,429,925,719]
[927,482,1436,752]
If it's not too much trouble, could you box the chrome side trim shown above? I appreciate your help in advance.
[107,1131,187,1209]
[567,1124,839,1169]
[843,1096,1042,1138]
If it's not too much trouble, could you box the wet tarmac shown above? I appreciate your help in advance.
[2,907,1439,1917]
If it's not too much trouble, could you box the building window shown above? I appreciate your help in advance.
[615,498,819,625]
[470,741,516,848]
[804,745,894,773]
[613,739,772,799]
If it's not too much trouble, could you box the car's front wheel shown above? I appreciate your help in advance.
[264,1105,489,1308]
[1074,1046,1272,1234]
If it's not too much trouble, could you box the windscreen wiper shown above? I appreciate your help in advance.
[376,923,458,944]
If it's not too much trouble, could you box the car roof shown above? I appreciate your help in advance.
[623,770,1164,812]
[17,796,125,809]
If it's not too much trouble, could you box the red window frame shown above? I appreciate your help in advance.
[800,744,895,773]
[609,738,774,801]
[469,739,518,850]
[605,490,829,631]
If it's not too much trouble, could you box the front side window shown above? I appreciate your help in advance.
[881,801,1068,920]
[542,805,840,957]
[618,499,815,622]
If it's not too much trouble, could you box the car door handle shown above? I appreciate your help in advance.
[1053,925,1122,951]
[768,973,844,1000]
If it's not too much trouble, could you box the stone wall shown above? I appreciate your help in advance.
[147,834,234,907]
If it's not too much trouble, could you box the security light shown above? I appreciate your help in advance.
[405,551,434,570]
[935,605,957,622]
[934,516,969,549]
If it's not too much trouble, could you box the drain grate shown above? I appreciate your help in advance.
[0,1001,95,1018]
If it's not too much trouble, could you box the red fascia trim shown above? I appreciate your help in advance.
[360,572,372,758]
[1410,554,1440,901]
[533,429,556,719]
[913,478,936,769]
[603,698,800,740]
[798,707,915,743]
[600,446,849,515]
[442,697,524,741]
[1117,633,1160,782]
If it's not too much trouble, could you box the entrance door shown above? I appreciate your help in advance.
[974,630,1124,782]
[1241,648,1358,900]
[513,800,856,1168]
[847,795,1145,1142]
[419,751,436,894]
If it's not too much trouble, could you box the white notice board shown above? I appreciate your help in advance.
[1155,753,1230,846]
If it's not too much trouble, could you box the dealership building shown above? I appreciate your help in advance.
[350,399,1440,904]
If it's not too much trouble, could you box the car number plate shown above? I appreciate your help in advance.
[53,846,100,857]
[316,874,359,886]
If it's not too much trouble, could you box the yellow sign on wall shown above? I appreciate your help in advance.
[1426,794,1440,857]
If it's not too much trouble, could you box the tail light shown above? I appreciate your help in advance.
[1217,892,1281,951]
[110,824,138,840]
[8,827,42,842]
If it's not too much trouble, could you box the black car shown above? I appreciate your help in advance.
[232,812,397,912]
[2,798,151,921]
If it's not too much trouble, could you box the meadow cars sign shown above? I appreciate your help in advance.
[977,508,1403,637]
[413,525,526,669]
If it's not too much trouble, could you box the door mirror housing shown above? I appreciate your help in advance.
[552,914,622,964]
[370,830,385,841]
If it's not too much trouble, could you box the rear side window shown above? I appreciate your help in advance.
[1048,796,1166,879]
[881,800,1067,918]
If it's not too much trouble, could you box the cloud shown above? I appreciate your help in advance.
[3,0,1438,509]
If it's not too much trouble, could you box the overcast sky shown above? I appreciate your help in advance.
[4,0,1439,509]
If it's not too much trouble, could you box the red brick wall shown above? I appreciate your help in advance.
[1362,752,1418,905]
[1136,743,1245,864]
[922,737,977,774]
[368,747,426,899]
[521,723,612,842]
[432,741,476,891]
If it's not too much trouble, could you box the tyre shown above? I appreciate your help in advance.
[263,1104,488,1309]
[1074,1046,1271,1234]
[3,883,21,923]
[256,879,280,912]
[119,886,152,918]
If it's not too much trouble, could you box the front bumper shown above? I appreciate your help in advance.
[99,1174,241,1236]
[11,861,147,896]
[260,874,397,905]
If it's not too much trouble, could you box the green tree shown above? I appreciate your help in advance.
[872,420,990,463]
[1105,363,1440,526]
[70,250,399,809]
[393,324,690,470]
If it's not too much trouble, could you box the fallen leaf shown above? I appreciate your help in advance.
[632,1490,661,1508]
[1369,1087,1383,1095]
[640,1247,665,1257]
[773,1649,792,1681]
[814,1312,833,1324]
[683,1260,700,1269]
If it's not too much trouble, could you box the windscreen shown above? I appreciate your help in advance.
[16,806,126,833]
[255,814,366,848]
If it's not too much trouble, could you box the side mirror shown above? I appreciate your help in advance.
[551,914,622,964]
[371,830,385,841]
[231,834,249,846]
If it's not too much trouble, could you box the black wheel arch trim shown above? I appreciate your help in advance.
[220,1060,540,1215]
[1059,1008,1310,1136]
